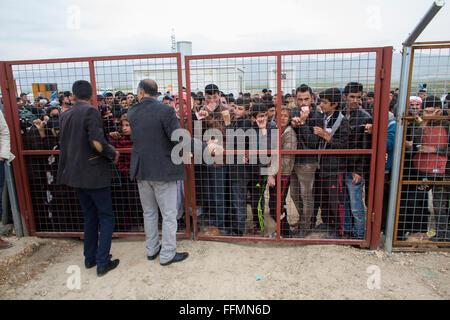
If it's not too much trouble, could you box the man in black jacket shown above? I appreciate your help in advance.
[290,84,323,237]
[342,82,372,239]
[57,80,120,277]
[128,79,220,265]
[315,88,350,239]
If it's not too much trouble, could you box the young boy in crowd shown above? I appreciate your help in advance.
[226,97,253,236]
[342,82,372,239]
[247,103,276,235]
[314,88,349,239]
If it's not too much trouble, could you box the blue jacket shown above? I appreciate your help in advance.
[385,112,396,172]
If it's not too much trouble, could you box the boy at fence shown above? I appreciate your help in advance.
[247,103,276,235]
[226,97,253,236]
[195,84,233,236]
[314,88,349,239]
[342,82,372,239]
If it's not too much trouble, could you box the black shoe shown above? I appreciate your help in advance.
[147,246,161,261]
[97,259,120,277]
[322,232,338,239]
[314,224,328,232]
[160,252,189,266]
[220,228,231,236]
[85,254,112,269]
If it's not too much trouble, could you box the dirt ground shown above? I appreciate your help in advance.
[0,234,449,300]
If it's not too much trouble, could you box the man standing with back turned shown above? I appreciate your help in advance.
[57,80,120,277]
[128,79,221,266]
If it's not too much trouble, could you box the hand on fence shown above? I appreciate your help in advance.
[313,127,331,142]
[221,110,231,126]
[364,124,373,134]
[109,131,121,140]
[267,175,276,187]
[114,151,120,164]
[352,172,362,184]
[418,145,437,153]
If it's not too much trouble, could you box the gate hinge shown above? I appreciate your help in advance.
[371,212,375,222]
[380,68,385,80]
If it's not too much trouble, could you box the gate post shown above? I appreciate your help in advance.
[370,46,393,250]
[0,62,31,235]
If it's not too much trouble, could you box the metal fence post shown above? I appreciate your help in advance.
[385,0,445,253]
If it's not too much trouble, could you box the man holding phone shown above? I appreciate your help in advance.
[289,84,324,237]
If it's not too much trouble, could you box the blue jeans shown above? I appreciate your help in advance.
[203,165,228,229]
[76,187,115,268]
[344,173,366,238]
[0,161,4,220]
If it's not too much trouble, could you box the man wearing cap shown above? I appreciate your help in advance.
[195,83,233,235]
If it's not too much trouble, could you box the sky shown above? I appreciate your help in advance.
[0,0,449,61]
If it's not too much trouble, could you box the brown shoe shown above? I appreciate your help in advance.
[203,226,221,236]
[0,238,12,250]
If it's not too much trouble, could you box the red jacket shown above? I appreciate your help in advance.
[413,125,448,174]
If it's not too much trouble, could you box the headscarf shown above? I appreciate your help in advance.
[409,96,422,106]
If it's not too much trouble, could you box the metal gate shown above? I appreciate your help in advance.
[0,54,193,238]
[184,47,392,248]
[393,41,450,248]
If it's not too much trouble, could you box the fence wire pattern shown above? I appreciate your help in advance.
[0,48,392,248]
[185,49,384,245]
[4,55,191,236]
[394,44,450,246]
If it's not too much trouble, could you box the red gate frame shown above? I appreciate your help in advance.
[0,47,392,248]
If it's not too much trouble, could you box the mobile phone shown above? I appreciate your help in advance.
[301,106,309,112]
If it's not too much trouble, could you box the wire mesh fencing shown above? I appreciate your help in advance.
[2,54,191,237]
[394,43,450,247]
[185,48,388,245]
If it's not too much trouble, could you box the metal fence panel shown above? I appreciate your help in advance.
[393,42,450,248]
[0,54,191,238]
[185,48,391,247]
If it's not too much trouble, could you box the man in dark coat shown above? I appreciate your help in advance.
[57,80,120,277]
[128,79,220,266]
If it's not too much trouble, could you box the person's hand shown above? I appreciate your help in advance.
[198,110,209,119]
[222,110,231,126]
[267,175,276,187]
[291,117,301,128]
[33,119,44,130]
[256,117,267,131]
[364,123,373,135]
[418,145,437,153]
[299,108,310,124]
[207,142,224,157]
[109,131,121,140]
[313,127,331,142]
[43,115,49,123]
[114,151,120,164]
[352,172,362,184]
[205,102,216,113]
[405,140,413,148]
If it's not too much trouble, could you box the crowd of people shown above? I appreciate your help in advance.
[10,82,450,242]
